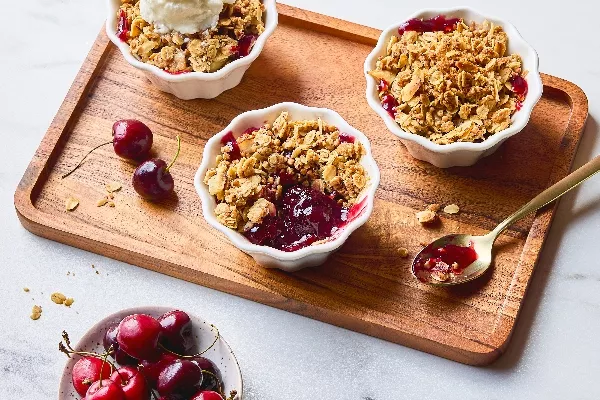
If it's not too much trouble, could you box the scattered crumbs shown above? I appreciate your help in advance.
[398,247,409,258]
[108,201,116,208]
[95,270,100,275]
[65,197,79,212]
[108,192,115,200]
[51,292,67,305]
[97,198,109,207]
[92,265,95,269]
[443,204,460,214]
[30,305,42,320]
[416,204,440,224]
[23,287,30,293]
[106,182,123,193]
[64,298,75,307]
[67,271,70,276]
[427,204,441,213]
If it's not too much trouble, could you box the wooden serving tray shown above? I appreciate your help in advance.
[15,4,588,365]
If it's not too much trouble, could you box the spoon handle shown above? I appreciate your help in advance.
[489,155,600,239]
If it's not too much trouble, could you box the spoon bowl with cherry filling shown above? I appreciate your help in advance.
[413,155,600,286]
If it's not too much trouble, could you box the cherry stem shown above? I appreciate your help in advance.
[160,324,220,359]
[164,135,181,173]
[59,331,116,371]
[62,141,112,179]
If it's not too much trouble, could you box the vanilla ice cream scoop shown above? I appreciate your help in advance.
[140,0,236,34]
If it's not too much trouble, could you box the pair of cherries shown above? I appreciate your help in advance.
[63,120,180,201]
[68,311,226,400]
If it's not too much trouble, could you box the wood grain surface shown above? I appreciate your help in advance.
[14,4,589,365]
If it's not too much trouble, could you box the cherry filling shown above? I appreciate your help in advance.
[220,132,241,161]
[244,186,366,252]
[381,94,399,118]
[232,34,258,59]
[414,239,478,282]
[339,133,355,143]
[116,10,130,42]
[398,15,461,35]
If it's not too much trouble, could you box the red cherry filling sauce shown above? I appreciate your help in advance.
[377,79,389,93]
[339,133,355,143]
[398,15,461,35]
[232,34,258,59]
[221,132,241,161]
[244,186,367,252]
[414,239,478,282]
[116,10,130,42]
[381,94,399,118]
[510,75,529,102]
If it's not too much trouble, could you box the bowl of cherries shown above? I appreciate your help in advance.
[58,307,242,400]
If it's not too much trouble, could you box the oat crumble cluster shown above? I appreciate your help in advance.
[204,112,368,232]
[117,0,265,73]
[369,19,528,144]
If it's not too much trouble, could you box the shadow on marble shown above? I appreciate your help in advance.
[489,115,599,370]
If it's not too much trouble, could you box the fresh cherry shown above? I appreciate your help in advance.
[139,352,180,387]
[158,310,193,354]
[110,366,149,400]
[112,120,153,160]
[117,314,162,360]
[191,357,222,393]
[104,323,138,366]
[62,119,153,179]
[132,136,180,201]
[72,356,112,397]
[157,359,203,397]
[85,379,126,400]
[191,391,224,400]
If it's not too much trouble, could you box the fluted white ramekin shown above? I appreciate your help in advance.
[195,103,381,272]
[365,7,543,168]
[106,0,278,100]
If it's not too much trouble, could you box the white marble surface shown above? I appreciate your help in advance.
[2,0,600,399]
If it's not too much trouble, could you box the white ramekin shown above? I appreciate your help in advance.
[106,0,278,100]
[364,7,543,168]
[194,102,381,272]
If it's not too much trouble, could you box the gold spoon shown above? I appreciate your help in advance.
[412,155,600,286]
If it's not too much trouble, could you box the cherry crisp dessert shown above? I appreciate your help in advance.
[116,0,265,73]
[204,112,369,252]
[369,16,529,144]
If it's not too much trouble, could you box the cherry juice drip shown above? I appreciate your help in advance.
[232,34,258,59]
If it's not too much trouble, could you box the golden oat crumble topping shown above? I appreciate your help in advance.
[118,0,265,73]
[204,112,368,231]
[369,20,528,144]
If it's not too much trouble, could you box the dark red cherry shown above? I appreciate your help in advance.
[103,323,138,366]
[232,34,258,59]
[191,391,224,400]
[85,379,126,400]
[110,366,150,400]
[117,314,162,360]
[72,357,112,397]
[191,357,221,393]
[139,352,180,388]
[132,136,180,201]
[157,359,203,397]
[158,310,193,354]
[112,120,153,160]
